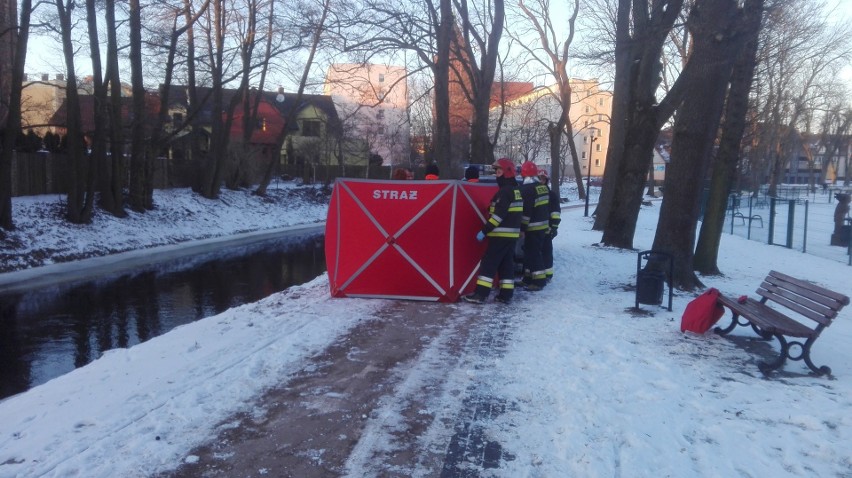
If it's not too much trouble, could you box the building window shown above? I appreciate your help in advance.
[584,120,589,127]
[581,151,586,159]
[302,120,321,137]
[376,109,384,120]
[595,159,600,167]
[585,105,590,113]
[598,114,603,121]
[596,143,602,152]
[379,74,385,83]
[583,136,588,144]
[598,98,604,106]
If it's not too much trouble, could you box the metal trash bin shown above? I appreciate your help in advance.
[635,250,673,311]
[637,270,666,305]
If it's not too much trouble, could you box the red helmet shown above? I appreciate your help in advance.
[521,161,538,178]
[493,158,516,178]
[537,168,549,180]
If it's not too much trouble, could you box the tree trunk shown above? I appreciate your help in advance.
[85,0,111,216]
[601,113,660,248]
[0,0,31,230]
[185,0,203,194]
[201,0,228,199]
[565,123,583,198]
[431,0,453,172]
[694,0,764,275]
[461,0,503,169]
[104,0,126,217]
[255,0,327,196]
[592,0,632,231]
[598,0,684,244]
[128,0,148,211]
[651,0,746,290]
[56,0,91,224]
[646,160,656,196]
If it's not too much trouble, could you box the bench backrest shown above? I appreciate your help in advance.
[757,270,850,330]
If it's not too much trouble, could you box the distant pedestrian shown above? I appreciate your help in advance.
[463,165,480,182]
[462,158,522,304]
[425,163,440,180]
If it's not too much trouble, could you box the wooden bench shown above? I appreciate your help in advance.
[715,270,849,376]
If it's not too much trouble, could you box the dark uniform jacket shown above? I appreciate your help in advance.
[548,188,561,234]
[520,180,551,233]
[482,181,523,239]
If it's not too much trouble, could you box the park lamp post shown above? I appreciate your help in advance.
[584,134,597,217]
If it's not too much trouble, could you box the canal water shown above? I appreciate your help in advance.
[0,233,326,400]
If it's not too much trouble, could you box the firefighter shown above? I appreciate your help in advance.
[425,163,440,180]
[518,161,550,291]
[462,158,523,304]
[538,168,561,282]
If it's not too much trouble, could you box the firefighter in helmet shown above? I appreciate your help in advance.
[462,158,523,304]
[537,168,561,282]
[517,161,550,291]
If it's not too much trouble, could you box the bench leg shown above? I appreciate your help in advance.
[757,333,789,375]
[801,337,831,376]
[758,335,832,376]
[714,312,748,336]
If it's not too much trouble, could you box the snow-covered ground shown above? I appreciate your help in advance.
[0,183,330,273]
[1,185,851,477]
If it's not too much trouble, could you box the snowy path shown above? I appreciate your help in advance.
[157,299,525,477]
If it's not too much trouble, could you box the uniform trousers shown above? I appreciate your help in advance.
[472,237,517,300]
[522,230,548,287]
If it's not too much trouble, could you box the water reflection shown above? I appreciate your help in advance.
[0,235,326,400]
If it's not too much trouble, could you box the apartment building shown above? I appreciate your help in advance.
[490,79,613,179]
[323,64,410,168]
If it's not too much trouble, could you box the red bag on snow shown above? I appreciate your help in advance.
[680,288,725,334]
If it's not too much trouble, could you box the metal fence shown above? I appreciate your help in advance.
[719,186,852,266]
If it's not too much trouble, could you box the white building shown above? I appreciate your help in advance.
[491,79,612,179]
[323,64,410,167]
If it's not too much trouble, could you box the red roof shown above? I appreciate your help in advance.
[490,82,534,108]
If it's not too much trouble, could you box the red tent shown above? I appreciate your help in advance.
[325,179,497,302]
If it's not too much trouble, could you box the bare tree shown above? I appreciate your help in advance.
[55,0,95,223]
[145,0,211,194]
[344,0,455,173]
[128,0,150,210]
[693,0,764,276]
[651,0,762,289]
[511,0,579,198]
[448,0,505,168]
[103,0,128,217]
[817,102,852,186]
[595,0,684,247]
[255,0,333,196]
[84,0,122,217]
[748,0,852,196]
[0,0,34,230]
